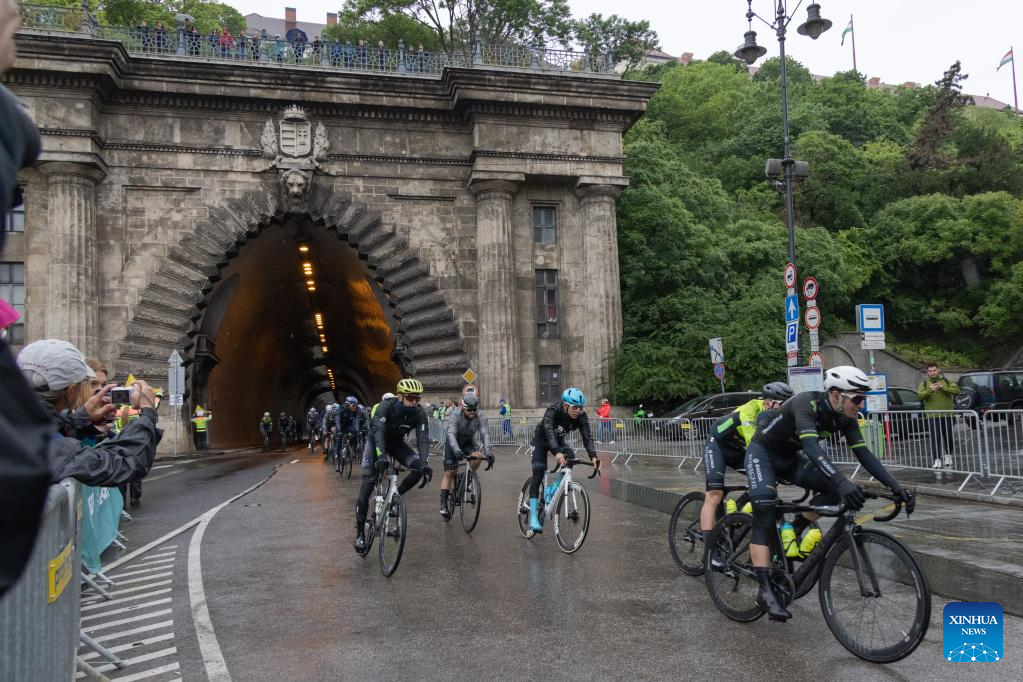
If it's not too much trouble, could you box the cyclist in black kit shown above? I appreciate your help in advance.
[745,365,914,622]
[526,387,600,532]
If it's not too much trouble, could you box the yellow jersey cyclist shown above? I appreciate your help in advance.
[700,382,794,554]
[354,379,432,554]
[744,365,915,622]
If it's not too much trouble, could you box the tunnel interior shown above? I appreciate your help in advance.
[194,219,401,447]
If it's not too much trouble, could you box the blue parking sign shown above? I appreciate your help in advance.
[786,322,798,344]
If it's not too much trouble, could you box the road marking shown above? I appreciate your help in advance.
[101,570,173,587]
[145,469,182,483]
[91,620,173,644]
[291,458,299,464]
[80,633,175,661]
[82,589,172,612]
[82,608,173,633]
[151,464,174,470]
[81,580,172,600]
[107,564,177,580]
[114,662,181,681]
[90,647,177,673]
[81,597,172,621]
[189,511,231,681]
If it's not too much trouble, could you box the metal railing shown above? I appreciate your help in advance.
[17,2,617,77]
[982,409,1023,495]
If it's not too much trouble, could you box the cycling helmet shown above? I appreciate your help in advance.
[462,394,479,409]
[280,412,286,416]
[396,378,423,395]
[264,411,270,417]
[345,396,358,405]
[561,387,586,407]
[382,392,395,400]
[823,365,870,392]
[762,382,794,401]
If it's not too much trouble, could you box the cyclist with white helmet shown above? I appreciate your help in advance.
[259,411,272,439]
[525,387,600,533]
[699,382,794,547]
[354,379,432,554]
[440,394,494,519]
[744,365,915,622]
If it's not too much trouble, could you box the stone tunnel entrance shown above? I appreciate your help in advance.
[193,219,401,447]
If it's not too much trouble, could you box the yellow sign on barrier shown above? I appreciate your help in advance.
[47,540,72,603]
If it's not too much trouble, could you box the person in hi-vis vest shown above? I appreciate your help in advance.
[191,406,213,450]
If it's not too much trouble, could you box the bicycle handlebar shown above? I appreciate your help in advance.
[548,459,601,479]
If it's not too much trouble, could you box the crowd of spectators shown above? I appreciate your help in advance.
[2,0,163,598]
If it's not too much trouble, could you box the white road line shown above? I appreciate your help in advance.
[151,464,175,470]
[80,597,172,621]
[101,570,173,587]
[112,661,181,682]
[81,580,172,600]
[82,609,173,633]
[145,470,182,483]
[80,633,175,661]
[91,647,177,673]
[82,588,172,611]
[290,458,299,464]
[90,620,174,644]
[189,512,231,681]
[107,557,177,575]
[106,564,177,580]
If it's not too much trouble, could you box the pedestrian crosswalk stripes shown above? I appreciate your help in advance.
[79,542,185,681]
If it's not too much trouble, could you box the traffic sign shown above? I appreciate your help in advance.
[709,337,724,364]
[462,368,478,384]
[783,262,796,289]
[462,383,477,397]
[804,306,821,330]
[856,304,885,333]
[786,351,798,367]
[713,363,726,380]
[808,351,824,368]
[785,322,798,350]
[802,277,818,300]
[785,295,799,323]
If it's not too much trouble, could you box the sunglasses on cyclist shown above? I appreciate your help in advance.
[401,394,422,403]
[462,407,477,413]
[841,392,866,406]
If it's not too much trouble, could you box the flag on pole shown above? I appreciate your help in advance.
[998,48,1014,71]
[841,18,853,46]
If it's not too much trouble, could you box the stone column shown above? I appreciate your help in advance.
[575,178,629,401]
[39,162,106,357]
[469,175,522,408]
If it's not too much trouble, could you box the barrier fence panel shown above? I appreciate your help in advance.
[609,417,711,465]
[824,410,985,490]
[0,480,80,681]
[982,410,1023,496]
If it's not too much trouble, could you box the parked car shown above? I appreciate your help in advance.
[874,386,927,437]
[657,391,759,441]
[954,369,1023,419]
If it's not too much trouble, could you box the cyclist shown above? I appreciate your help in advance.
[278,412,289,448]
[369,392,395,418]
[259,411,272,444]
[745,365,915,622]
[440,394,495,519]
[700,382,794,552]
[306,405,319,448]
[354,379,432,554]
[526,387,600,533]
[321,404,335,458]
[335,395,365,459]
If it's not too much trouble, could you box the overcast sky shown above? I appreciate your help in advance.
[233,1,1023,106]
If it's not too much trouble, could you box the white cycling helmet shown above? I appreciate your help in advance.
[382,392,395,400]
[823,365,870,392]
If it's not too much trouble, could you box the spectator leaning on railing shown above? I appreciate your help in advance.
[917,362,960,470]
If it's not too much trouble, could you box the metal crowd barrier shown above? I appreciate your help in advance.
[607,417,713,466]
[982,410,1023,496]
[0,480,80,680]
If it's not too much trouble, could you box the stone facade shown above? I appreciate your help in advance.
[7,31,655,447]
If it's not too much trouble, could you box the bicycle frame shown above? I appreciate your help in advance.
[544,466,575,520]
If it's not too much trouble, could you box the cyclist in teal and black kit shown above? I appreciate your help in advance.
[744,366,915,622]
[526,387,600,532]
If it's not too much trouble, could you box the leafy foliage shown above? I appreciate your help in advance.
[98,0,245,34]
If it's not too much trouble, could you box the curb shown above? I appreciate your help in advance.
[598,475,1023,617]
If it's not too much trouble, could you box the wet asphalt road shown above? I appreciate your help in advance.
[106,446,1023,681]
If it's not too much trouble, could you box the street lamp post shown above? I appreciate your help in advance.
[735,1,831,365]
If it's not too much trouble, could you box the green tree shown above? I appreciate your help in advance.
[571,13,659,74]
[99,0,244,33]
[322,11,440,50]
[907,61,973,170]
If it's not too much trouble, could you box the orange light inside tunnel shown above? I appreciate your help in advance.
[306,279,315,286]
[322,346,328,353]
[298,244,309,253]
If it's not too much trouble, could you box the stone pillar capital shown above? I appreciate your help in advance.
[38,161,107,184]
[574,176,628,201]
[467,171,525,197]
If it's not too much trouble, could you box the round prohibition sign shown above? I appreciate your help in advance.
[783,262,797,289]
[802,277,819,301]
[804,306,822,330]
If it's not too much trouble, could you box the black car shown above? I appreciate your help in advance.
[954,369,1023,417]
[875,386,927,437]
[657,391,759,440]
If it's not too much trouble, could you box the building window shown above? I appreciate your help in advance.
[533,205,556,244]
[4,196,24,234]
[538,365,562,405]
[0,262,25,345]
[535,269,559,338]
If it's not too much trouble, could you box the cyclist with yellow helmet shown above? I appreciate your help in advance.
[354,378,432,554]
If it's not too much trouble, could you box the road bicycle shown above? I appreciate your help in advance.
[334,432,360,480]
[280,429,290,451]
[667,484,750,575]
[704,490,930,663]
[308,428,319,451]
[359,455,428,576]
[322,428,333,460]
[261,429,271,452]
[441,453,491,533]
[516,459,598,554]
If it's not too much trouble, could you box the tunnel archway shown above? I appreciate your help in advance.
[113,183,468,448]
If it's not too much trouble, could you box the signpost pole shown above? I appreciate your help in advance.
[168,351,183,458]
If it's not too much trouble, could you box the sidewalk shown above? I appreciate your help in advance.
[595,455,1023,616]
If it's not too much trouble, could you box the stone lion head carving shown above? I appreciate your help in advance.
[280,169,312,213]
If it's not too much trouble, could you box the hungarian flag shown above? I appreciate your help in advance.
[841,18,853,46]
[998,48,1013,71]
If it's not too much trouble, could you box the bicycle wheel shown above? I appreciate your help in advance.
[460,469,482,533]
[703,512,764,622]
[668,492,707,575]
[516,478,536,538]
[343,445,354,479]
[378,493,407,577]
[819,529,931,663]
[554,481,590,554]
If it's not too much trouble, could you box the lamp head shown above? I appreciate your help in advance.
[797,3,832,40]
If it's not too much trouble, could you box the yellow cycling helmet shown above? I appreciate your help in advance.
[396,378,423,395]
